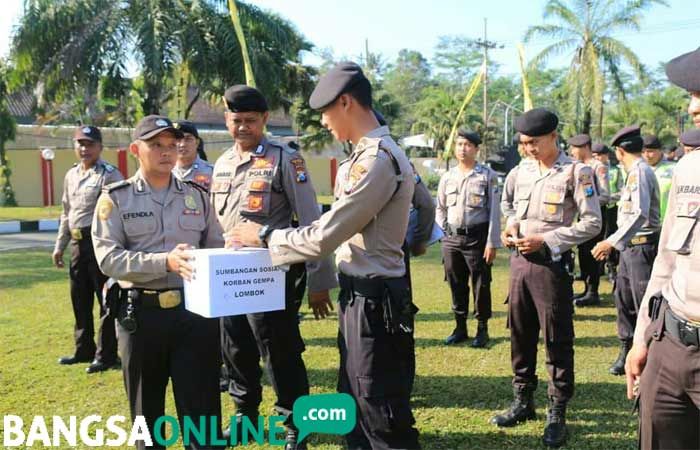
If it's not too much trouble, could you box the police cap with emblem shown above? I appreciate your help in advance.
[173,120,199,138]
[514,108,559,136]
[74,125,102,143]
[665,47,700,92]
[223,85,268,112]
[610,125,643,153]
[133,115,183,140]
[309,61,371,110]
[592,143,610,154]
[457,129,481,146]
[567,134,591,147]
[680,128,700,148]
[642,134,662,149]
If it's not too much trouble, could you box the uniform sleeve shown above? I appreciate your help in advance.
[541,164,602,256]
[200,190,225,249]
[435,173,448,230]
[501,168,517,219]
[91,192,168,282]
[411,178,435,245]
[54,172,71,253]
[595,163,611,205]
[605,166,650,251]
[280,152,338,292]
[487,170,502,248]
[267,153,398,267]
[106,168,125,185]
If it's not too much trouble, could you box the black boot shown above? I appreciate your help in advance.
[445,315,468,345]
[574,282,600,307]
[542,398,568,448]
[609,339,631,375]
[223,409,259,445]
[284,427,306,450]
[470,320,489,348]
[491,386,537,427]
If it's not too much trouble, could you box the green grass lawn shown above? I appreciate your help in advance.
[0,206,62,222]
[0,246,635,449]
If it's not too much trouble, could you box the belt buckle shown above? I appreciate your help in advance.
[679,323,700,347]
[631,236,647,246]
[70,229,83,241]
[158,291,181,309]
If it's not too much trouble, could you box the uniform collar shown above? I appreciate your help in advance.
[132,170,183,196]
[354,126,391,155]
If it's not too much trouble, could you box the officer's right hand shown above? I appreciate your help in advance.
[52,250,64,268]
[167,243,195,281]
[625,343,648,400]
[308,290,333,319]
[501,224,519,248]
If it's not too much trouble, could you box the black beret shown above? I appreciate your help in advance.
[456,129,481,145]
[223,85,268,112]
[680,128,700,148]
[566,134,591,147]
[610,125,643,152]
[666,47,700,92]
[514,108,559,136]
[373,109,387,126]
[173,120,199,138]
[642,134,661,149]
[664,145,678,154]
[74,125,102,142]
[592,143,610,154]
[309,61,370,110]
[133,115,183,141]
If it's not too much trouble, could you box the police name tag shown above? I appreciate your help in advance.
[183,248,285,318]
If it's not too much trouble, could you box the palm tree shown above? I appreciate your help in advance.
[0,60,17,206]
[524,0,667,135]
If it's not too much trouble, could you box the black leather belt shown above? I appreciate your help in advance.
[628,232,659,247]
[338,273,388,298]
[664,308,700,347]
[130,288,184,309]
[447,222,489,237]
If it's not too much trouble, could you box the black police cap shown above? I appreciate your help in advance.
[610,125,643,152]
[566,134,591,147]
[133,115,183,141]
[74,125,102,143]
[223,85,268,113]
[680,128,700,148]
[642,134,662,149]
[591,143,610,154]
[457,129,481,146]
[309,61,370,110]
[173,120,199,138]
[514,108,559,136]
[666,47,700,92]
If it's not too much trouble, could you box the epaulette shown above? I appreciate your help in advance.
[105,180,131,193]
[101,162,115,173]
[184,180,209,194]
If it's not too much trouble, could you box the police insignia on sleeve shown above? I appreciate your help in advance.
[97,196,113,221]
[627,174,638,191]
[345,163,368,194]
[290,158,308,183]
[584,185,595,197]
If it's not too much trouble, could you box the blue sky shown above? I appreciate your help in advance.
[2,0,699,77]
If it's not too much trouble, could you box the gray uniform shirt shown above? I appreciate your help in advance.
[55,159,124,253]
[91,171,224,290]
[411,172,436,246]
[436,163,502,247]
[211,138,337,292]
[605,158,660,251]
[501,165,519,219]
[267,126,414,279]
[173,156,214,191]
[634,149,700,344]
[508,151,602,258]
[587,158,611,206]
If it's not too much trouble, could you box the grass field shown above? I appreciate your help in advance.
[0,246,636,449]
[0,206,62,222]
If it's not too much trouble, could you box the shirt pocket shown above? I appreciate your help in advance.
[122,216,158,236]
[515,186,532,219]
[241,178,272,217]
[178,215,206,232]
[467,180,487,208]
[541,186,566,223]
[445,182,459,207]
[666,202,699,254]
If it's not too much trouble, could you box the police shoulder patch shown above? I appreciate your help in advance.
[97,195,114,221]
[344,162,370,194]
[102,162,115,173]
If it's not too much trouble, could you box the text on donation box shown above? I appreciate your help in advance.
[183,248,285,318]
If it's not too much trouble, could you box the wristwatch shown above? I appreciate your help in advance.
[258,225,273,247]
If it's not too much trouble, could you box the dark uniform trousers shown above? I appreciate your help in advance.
[614,240,658,340]
[639,301,700,450]
[508,253,575,401]
[441,224,492,321]
[337,273,420,450]
[220,266,309,424]
[603,207,620,272]
[577,212,605,290]
[69,229,116,363]
[117,292,223,449]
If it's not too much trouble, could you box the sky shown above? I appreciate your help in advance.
[1,0,699,77]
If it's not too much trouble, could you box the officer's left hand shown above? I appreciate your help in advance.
[411,242,427,256]
[167,243,196,281]
[483,246,497,265]
[625,343,648,400]
[592,241,613,261]
[226,222,263,249]
[514,235,544,254]
[308,290,334,319]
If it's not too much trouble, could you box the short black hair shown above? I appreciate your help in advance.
[345,78,372,108]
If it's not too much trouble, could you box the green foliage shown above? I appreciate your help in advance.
[422,172,441,191]
[433,35,484,87]
[0,60,17,206]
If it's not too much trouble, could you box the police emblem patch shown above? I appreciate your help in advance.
[97,196,113,221]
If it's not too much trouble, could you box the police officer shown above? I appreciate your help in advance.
[436,130,501,347]
[592,143,624,282]
[592,126,660,376]
[53,125,123,373]
[212,85,337,450]
[493,108,601,448]
[568,134,610,306]
[224,62,421,449]
[625,46,700,450]
[642,134,675,221]
[92,115,225,449]
[679,128,700,153]
[172,120,214,190]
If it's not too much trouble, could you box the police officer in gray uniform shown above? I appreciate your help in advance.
[172,120,214,190]
[212,85,336,450]
[224,62,421,449]
[54,125,123,373]
[92,115,225,449]
[493,108,601,448]
[592,126,660,376]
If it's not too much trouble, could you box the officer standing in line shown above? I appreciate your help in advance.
[493,108,601,448]
[625,47,700,450]
[436,130,501,348]
[679,128,700,153]
[53,125,123,373]
[642,134,675,221]
[91,115,225,449]
[224,62,421,449]
[592,126,660,376]
[568,134,610,307]
[501,133,528,220]
[211,85,337,450]
[172,120,214,190]
[592,143,624,281]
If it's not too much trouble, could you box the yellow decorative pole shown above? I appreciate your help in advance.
[517,43,533,111]
[227,0,256,87]
[444,62,485,159]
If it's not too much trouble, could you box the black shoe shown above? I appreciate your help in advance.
[223,410,259,445]
[470,321,489,348]
[574,292,600,307]
[285,428,306,450]
[445,315,468,345]
[542,399,568,448]
[491,389,536,427]
[58,355,92,365]
[86,359,120,374]
[609,340,631,376]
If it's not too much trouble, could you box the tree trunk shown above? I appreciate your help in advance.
[0,139,17,206]
[184,88,200,120]
[143,79,162,115]
[582,108,592,135]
